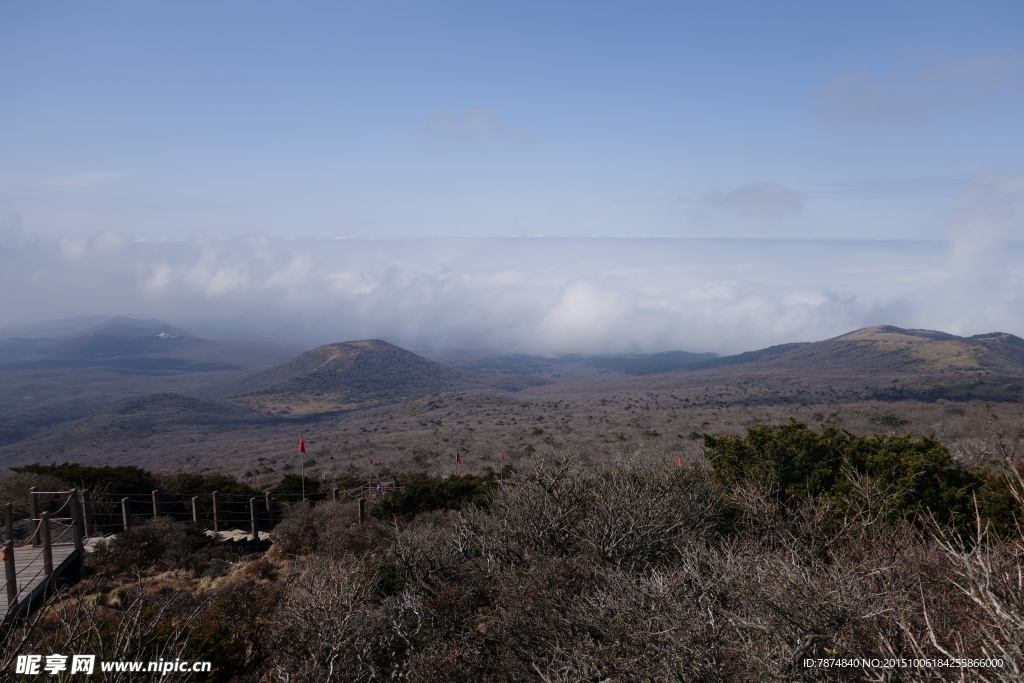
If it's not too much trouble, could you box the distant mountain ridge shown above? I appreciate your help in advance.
[0,315,113,341]
[80,316,191,338]
[0,316,302,375]
[0,316,223,374]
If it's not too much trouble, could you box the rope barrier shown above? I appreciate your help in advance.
[48,494,74,518]
[13,547,46,578]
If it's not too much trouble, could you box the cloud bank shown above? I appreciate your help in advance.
[0,235,1020,357]
[1,173,1021,355]
[698,182,806,222]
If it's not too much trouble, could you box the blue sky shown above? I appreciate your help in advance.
[1,2,1023,351]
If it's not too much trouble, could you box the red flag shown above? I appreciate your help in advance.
[298,436,306,453]
[369,458,374,465]
[456,452,462,466]
[673,456,683,467]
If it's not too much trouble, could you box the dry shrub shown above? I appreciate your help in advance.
[388,510,473,597]
[265,555,391,682]
[269,500,385,559]
[3,578,214,683]
[88,516,217,575]
[0,472,70,521]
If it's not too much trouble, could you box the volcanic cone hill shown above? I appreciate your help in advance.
[756,326,1024,375]
[681,325,1024,402]
[226,339,544,416]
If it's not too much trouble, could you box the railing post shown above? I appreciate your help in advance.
[212,491,220,532]
[69,489,85,579]
[121,497,131,531]
[250,498,259,542]
[358,498,366,525]
[4,503,12,541]
[265,492,274,527]
[81,490,94,537]
[4,540,16,609]
[151,490,159,518]
[40,512,53,577]
[27,487,38,545]
[69,490,83,550]
[191,497,199,523]
[332,487,339,502]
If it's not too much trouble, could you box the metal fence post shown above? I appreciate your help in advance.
[151,490,159,518]
[212,491,220,532]
[191,497,199,523]
[121,497,131,531]
[265,492,274,527]
[332,487,339,502]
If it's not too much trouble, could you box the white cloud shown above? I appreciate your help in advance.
[815,71,925,126]
[928,53,1024,93]
[0,205,25,249]
[45,171,134,188]
[933,171,1024,334]
[426,106,505,142]
[815,52,1024,126]
[3,188,1024,354]
[698,182,805,222]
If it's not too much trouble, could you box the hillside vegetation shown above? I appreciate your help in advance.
[4,426,1023,681]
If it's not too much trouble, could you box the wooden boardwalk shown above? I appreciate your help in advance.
[1,485,381,624]
[1,543,79,615]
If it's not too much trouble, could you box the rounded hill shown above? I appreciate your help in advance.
[226,339,540,415]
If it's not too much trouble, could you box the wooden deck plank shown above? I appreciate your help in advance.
[1,544,77,614]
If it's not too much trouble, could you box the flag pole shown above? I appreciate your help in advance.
[298,436,307,501]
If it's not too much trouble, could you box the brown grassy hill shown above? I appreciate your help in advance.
[758,325,1024,375]
[509,325,1024,406]
[225,339,545,416]
[652,325,1024,403]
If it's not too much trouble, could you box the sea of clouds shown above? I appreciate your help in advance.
[1,172,1021,356]
[0,232,1019,356]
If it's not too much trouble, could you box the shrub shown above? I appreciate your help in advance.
[372,474,493,520]
[271,473,323,498]
[977,461,1024,538]
[171,473,257,498]
[11,463,156,496]
[270,500,384,558]
[0,472,70,519]
[704,420,982,528]
[89,517,216,574]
